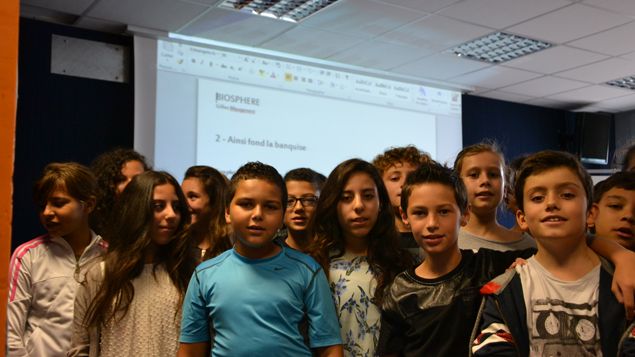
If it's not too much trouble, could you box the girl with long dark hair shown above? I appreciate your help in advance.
[308,158,412,357]
[69,171,194,357]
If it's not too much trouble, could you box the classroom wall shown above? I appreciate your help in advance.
[12,19,134,250]
[462,94,573,160]
[12,20,628,247]
[1,0,20,350]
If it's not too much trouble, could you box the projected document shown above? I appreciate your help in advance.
[150,38,462,179]
[196,79,436,176]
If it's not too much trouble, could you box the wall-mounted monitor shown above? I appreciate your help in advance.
[577,112,612,165]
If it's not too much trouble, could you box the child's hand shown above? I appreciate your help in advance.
[507,258,527,270]
[610,250,635,320]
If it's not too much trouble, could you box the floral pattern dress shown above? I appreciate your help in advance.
[329,252,379,357]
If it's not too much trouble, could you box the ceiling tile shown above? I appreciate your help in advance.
[450,66,542,89]
[621,51,635,61]
[326,40,432,70]
[87,0,209,32]
[20,4,78,24]
[549,85,632,102]
[260,26,364,59]
[507,4,631,43]
[22,0,94,15]
[500,76,589,97]
[583,0,635,17]
[177,8,295,46]
[377,0,461,13]
[569,22,635,56]
[377,14,491,51]
[392,53,491,80]
[556,57,635,83]
[593,93,635,112]
[524,97,573,109]
[438,0,571,29]
[503,46,608,74]
[74,16,127,33]
[474,90,535,103]
[300,0,425,39]
[180,0,218,5]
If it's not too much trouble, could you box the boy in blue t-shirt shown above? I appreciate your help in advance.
[178,162,343,357]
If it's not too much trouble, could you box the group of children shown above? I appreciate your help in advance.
[7,143,635,356]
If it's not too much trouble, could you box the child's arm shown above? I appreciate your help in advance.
[6,249,32,356]
[587,235,635,320]
[304,268,343,353]
[177,342,210,357]
[470,295,517,357]
[68,264,102,357]
[315,344,343,357]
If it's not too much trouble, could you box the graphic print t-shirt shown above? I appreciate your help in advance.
[518,257,601,357]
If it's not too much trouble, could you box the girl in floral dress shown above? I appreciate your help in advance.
[309,159,412,357]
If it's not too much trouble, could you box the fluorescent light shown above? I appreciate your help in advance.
[219,0,340,22]
[606,76,635,90]
[450,32,552,64]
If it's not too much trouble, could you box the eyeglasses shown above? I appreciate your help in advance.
[286,196,318,208]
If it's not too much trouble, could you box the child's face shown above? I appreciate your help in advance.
[517,167,588,242]
[337,172,380,241]
[382,161,418,209]
[402,183,468,255]
[284,180,319,233]
[226,179,284,249]
[182,177,210,224]
[149,183,182,246]
[39,188,90,238]
[588,187,635,250]
[116,160,145,194]
[459,152,504,214]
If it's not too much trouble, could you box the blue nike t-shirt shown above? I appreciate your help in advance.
[179,247,342,356]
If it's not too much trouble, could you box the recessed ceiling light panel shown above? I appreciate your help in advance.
[219,0,340,22]
[606,75,635,90]
[450,32,552,64]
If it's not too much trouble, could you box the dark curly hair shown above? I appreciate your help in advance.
[307,159,413,304]
[90,148,149,235]
[372,145,432,176]
[226,162,287,208]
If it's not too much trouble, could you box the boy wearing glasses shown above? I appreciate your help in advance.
[279,168,326,252]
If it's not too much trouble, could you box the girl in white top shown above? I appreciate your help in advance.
[69,171,194,357]
[454,142,535,252]
[7,162,106,357]
[308,159,412,357]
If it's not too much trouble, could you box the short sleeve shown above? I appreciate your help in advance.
[304,268,342,348]
[479,248,536,276]
[179,271,211,343]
